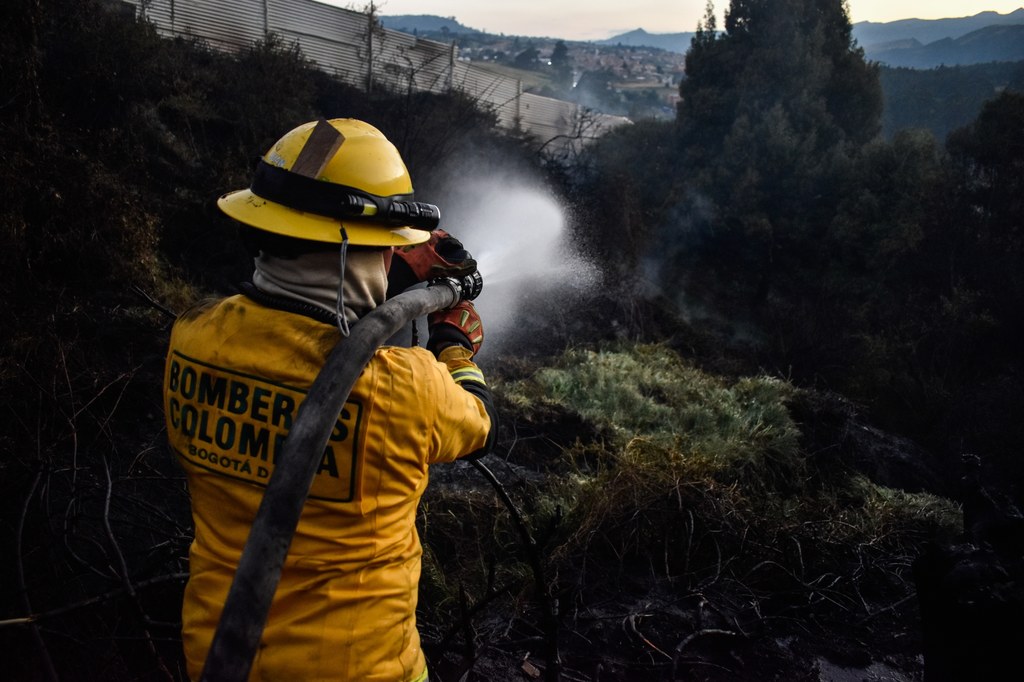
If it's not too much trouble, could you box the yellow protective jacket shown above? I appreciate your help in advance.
[163,294,493,681]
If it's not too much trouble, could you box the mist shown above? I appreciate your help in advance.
[430,169,599,356]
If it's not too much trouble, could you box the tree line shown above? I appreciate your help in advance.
[569,0,1024,491]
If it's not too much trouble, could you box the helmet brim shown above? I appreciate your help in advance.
[217,189,432,247]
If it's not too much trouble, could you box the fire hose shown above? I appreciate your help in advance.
[200,273,479,681]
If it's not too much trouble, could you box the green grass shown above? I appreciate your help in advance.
[428,343,962,615]
[507,344,805,490]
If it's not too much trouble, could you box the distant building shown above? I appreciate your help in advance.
[119,0,630,149]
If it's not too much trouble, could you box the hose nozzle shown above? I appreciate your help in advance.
[431,270,483,305]
[454,270,483,301]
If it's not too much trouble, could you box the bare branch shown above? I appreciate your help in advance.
[16,467,59,681]
[0,573,188,628]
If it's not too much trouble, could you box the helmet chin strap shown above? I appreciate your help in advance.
[335,227,351,338]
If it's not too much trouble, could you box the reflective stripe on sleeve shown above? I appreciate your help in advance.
[449,367,486,386]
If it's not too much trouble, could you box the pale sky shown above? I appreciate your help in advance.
[325,1,1024,40]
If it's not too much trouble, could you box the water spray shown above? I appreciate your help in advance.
[439,179,598,350]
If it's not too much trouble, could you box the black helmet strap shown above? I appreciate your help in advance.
[250,161,440,231]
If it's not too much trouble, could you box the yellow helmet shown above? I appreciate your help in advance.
[217,119,435,247]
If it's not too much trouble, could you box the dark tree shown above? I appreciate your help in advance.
[945,90,1024,384]
[669,0,883,356]
[513,46,540,70]
[550,40,573,92]
[680,0,881,148]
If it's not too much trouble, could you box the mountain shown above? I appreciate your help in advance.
[376,10,1024,68]
[379,14,479,35]
[880,61,1024,139]
[867,24,1024,68]
[598,10,1024,64]
[597,28,694,53]
[852,8,1024,48]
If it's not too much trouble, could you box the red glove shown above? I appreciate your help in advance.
[395,229,477,281]
[427,301,484,356]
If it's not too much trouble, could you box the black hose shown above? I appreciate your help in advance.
[200,282,459,682]
[469,459,560,681]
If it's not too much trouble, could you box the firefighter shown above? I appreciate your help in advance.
[163,118,495,681]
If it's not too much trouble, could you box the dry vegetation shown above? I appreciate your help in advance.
[415,345,961,680]
[0,2,991,681]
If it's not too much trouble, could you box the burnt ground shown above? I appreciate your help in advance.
[411,359,1024,682]
[3,307,1021,682]
[422,568,929,682]
[417,460,927,682]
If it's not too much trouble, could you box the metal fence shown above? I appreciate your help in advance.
[124,0,629,146]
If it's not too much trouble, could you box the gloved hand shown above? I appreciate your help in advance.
[427,301,484,356]
[388,229,477,296]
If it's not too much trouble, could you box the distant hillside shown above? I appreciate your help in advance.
[880,60,1024,139]
[597,11,1024,64]
[379,14,479,35]
[868,24,1024,68]
[376,10,1024,67]
[597,28,694,53]
[852,8,1024,48]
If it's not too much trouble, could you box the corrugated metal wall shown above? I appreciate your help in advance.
[145,0,268,50]
[268,0,371,86]
[124,0,628,146]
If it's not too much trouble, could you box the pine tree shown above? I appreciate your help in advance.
[550,40,573,93]
[681,0,880,150]
[671,0,882,337]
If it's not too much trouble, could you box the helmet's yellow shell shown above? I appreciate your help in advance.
[217,119,431,247]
